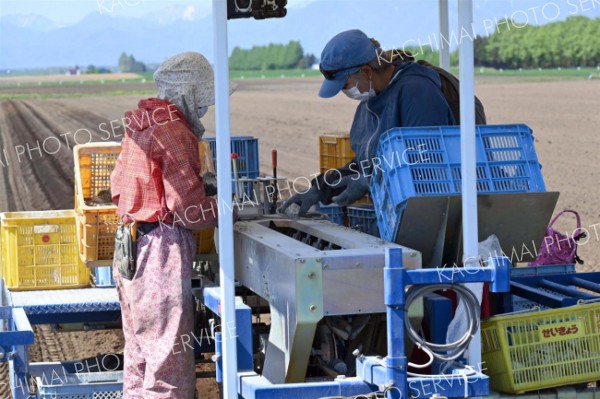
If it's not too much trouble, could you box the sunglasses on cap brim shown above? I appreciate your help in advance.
[319,63,365,80]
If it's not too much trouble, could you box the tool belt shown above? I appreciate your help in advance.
[114,220,161,281]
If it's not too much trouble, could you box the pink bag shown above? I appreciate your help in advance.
[529,210,585,266]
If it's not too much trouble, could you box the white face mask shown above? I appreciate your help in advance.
[342,80,376,102]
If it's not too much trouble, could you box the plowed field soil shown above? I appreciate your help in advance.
[0,76,599,398]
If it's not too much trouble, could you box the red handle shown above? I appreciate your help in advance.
[231,152,238,160]
[272,149,277,169]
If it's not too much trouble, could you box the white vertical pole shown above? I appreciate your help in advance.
[458,0,482,371]
[212,1,238,398]
[439,0,451,71]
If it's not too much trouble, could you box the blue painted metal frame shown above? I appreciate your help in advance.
[239,373,377,399]
[0,305,35,399]
[204,287,254,376]
[377,250,510,398]
[26,310,121,325]
[356,356,490,398]
[423,293,453,374]
[396,259,510,293]
[205,252,510,399]
[2,283,121,325]
[1,278,126,398]
[384,248,407,399]
[0,307,34,347]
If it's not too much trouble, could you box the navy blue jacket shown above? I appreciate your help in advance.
[315,61,456,203]
[350,61,456,166]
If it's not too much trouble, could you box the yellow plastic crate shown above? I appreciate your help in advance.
[194,228,215,254]
[74,143,121,265]
[318,134,371,205]
[74,142,216,266]
[0,210,90,290]
[482,302,600,394]
[319,134,354,174]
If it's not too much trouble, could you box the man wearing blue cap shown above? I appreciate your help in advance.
[280,29,460,216]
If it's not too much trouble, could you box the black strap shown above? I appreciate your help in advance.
[137,221,161,239]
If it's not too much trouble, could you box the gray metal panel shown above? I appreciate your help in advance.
[234,219,421,316]
[396,192,559,266]
[322,267,385,316]
[475,192,559,263]
[321,249,420,316]
[232,218,422,383]
[234,219,323,383]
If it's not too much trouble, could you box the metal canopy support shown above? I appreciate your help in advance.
[439,0,451,71]
[458,0,477,267]
[458,0,482,377]
[210,1,482,397]
[212,1,239,398]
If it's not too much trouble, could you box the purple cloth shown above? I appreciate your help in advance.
[114,225,197,399]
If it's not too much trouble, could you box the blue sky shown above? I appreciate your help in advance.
[0,0,318,24]
[2,0,599,26]
[2,0,599,69]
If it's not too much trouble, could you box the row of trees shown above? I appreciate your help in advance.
[474,16,600,69]
[229,41,316,70]
[228,41,441,71]
[110,16,597,75]
[118,52,147,73]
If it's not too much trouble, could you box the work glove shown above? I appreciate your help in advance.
[202,172,218,197]
[331,174,369,207]
[277,185,321,218]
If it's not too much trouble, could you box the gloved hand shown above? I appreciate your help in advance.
[202,172,218,196]
[277,185,321,218]
[331,174,369,206]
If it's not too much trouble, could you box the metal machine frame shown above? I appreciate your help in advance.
[204,248,511,398]
[232,218,421,384]
[0,280,122,399]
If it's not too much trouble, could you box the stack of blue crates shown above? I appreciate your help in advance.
[348,205,379,237]
[370,124,546,242]
[206,136,260,198]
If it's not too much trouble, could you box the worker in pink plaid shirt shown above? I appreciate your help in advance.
[111,52,233,399]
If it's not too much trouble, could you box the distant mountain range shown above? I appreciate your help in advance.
[2,0,599,70]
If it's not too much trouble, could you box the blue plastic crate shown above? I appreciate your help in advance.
[206,136,259,176]
[371,124,546,242]
[206,136,259,198]
[500,264,577,313]
[348,205,379,237]
[318,203,345,225]
[370,181,407,242]
[92,266,115,287]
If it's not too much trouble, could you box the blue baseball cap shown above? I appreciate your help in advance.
[319,29,378,98]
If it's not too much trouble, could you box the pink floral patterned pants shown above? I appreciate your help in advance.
[114,226,197,399]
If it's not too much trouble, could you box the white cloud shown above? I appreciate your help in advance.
[182,5,196,20]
